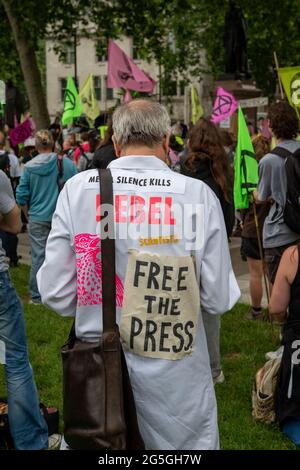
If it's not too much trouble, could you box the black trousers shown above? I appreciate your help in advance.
[0,231,18,264]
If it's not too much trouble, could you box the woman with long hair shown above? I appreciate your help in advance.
[92,120,116,169]
[181,117,234,237]
[181,117,235,385]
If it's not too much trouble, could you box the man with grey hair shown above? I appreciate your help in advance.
[38,99,240,450]
[112,99,171,149]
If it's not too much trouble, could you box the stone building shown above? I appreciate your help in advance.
[45,36,212,124]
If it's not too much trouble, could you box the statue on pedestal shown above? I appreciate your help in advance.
[224,1,250,79]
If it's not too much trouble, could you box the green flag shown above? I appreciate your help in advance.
[234,106,258,209]
[99,125,108,140]
[62,76,82,126]
[191,85,203,124]
[278,66,300,117]
[79,74,100,125]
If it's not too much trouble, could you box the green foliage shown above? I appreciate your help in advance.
[0,3,22,85]
[0,0,95,94]
[93,0,208,82]
[244,0,300,96]
[191,0,300,97]
[1,0,300,104]
[100,0,300,98]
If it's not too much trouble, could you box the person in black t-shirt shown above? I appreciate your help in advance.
[269,244,300,445]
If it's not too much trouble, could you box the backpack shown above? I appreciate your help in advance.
[252,357,281,424]
[57,155,65,192]
[0,397,59,449]
[0,152,11,178]
[271,146,300,234]
[78,144,93,171]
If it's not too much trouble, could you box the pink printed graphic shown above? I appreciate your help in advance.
[74,233,124,307]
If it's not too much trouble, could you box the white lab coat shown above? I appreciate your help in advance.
[37,155,240,450]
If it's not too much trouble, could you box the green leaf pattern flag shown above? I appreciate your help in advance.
[79,74,100,125]
[191,85,203,124]
[62,76,82,126]
[278,66,300,116]
[234,106,258,209]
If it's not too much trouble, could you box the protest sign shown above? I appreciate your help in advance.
[120,250,200,360]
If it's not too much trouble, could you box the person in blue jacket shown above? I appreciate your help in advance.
[16,130,77,304]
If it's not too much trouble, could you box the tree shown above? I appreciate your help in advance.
[1,0,300,129]
[92,1,209,87]
[187,0,300,97]
[0,0,93,128]
[2,0,50,128]
[104,0,300,98]
[244,0,300,96]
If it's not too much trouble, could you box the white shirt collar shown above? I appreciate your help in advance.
[107,155,170,171]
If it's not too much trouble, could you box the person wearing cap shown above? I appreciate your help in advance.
[22,137,37,165]
[73,130,90,168]
[16,130,77,304]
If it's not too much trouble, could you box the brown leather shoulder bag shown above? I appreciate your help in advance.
[61,169,144,450]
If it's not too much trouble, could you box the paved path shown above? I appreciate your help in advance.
[229,237,268,308]
[17,233,268,308]
[18,232,31,266]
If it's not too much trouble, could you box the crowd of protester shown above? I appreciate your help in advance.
[0,98,300,449]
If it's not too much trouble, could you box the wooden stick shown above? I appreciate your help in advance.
[252,200,276,341]
[273,51,285,100]
[253,202,270,304]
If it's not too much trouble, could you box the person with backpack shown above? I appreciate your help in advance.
[256,101,300,359]
[256,102,300,287]
[0,133,21,267]
[73,131,90,168]
[16,130,77,304]
[77,130,100,172]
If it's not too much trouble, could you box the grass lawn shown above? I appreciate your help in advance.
[0,264,297,450]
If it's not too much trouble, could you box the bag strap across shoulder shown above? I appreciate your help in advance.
[57,154,64,192]
[99,169,116,333]
[270,146,293,160]
[78,143,89,161]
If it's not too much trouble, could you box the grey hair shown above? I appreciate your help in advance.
[112,99,171,148]
[35,130,54,150]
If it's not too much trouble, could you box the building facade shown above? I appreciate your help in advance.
[45,36,212,123]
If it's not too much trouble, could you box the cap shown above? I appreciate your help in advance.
[24,137,35,147]
[67,127,81,135]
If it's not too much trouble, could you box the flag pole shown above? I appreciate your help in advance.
[73,29,78,89]
[158,63,162,103]
[273,51,284,100]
